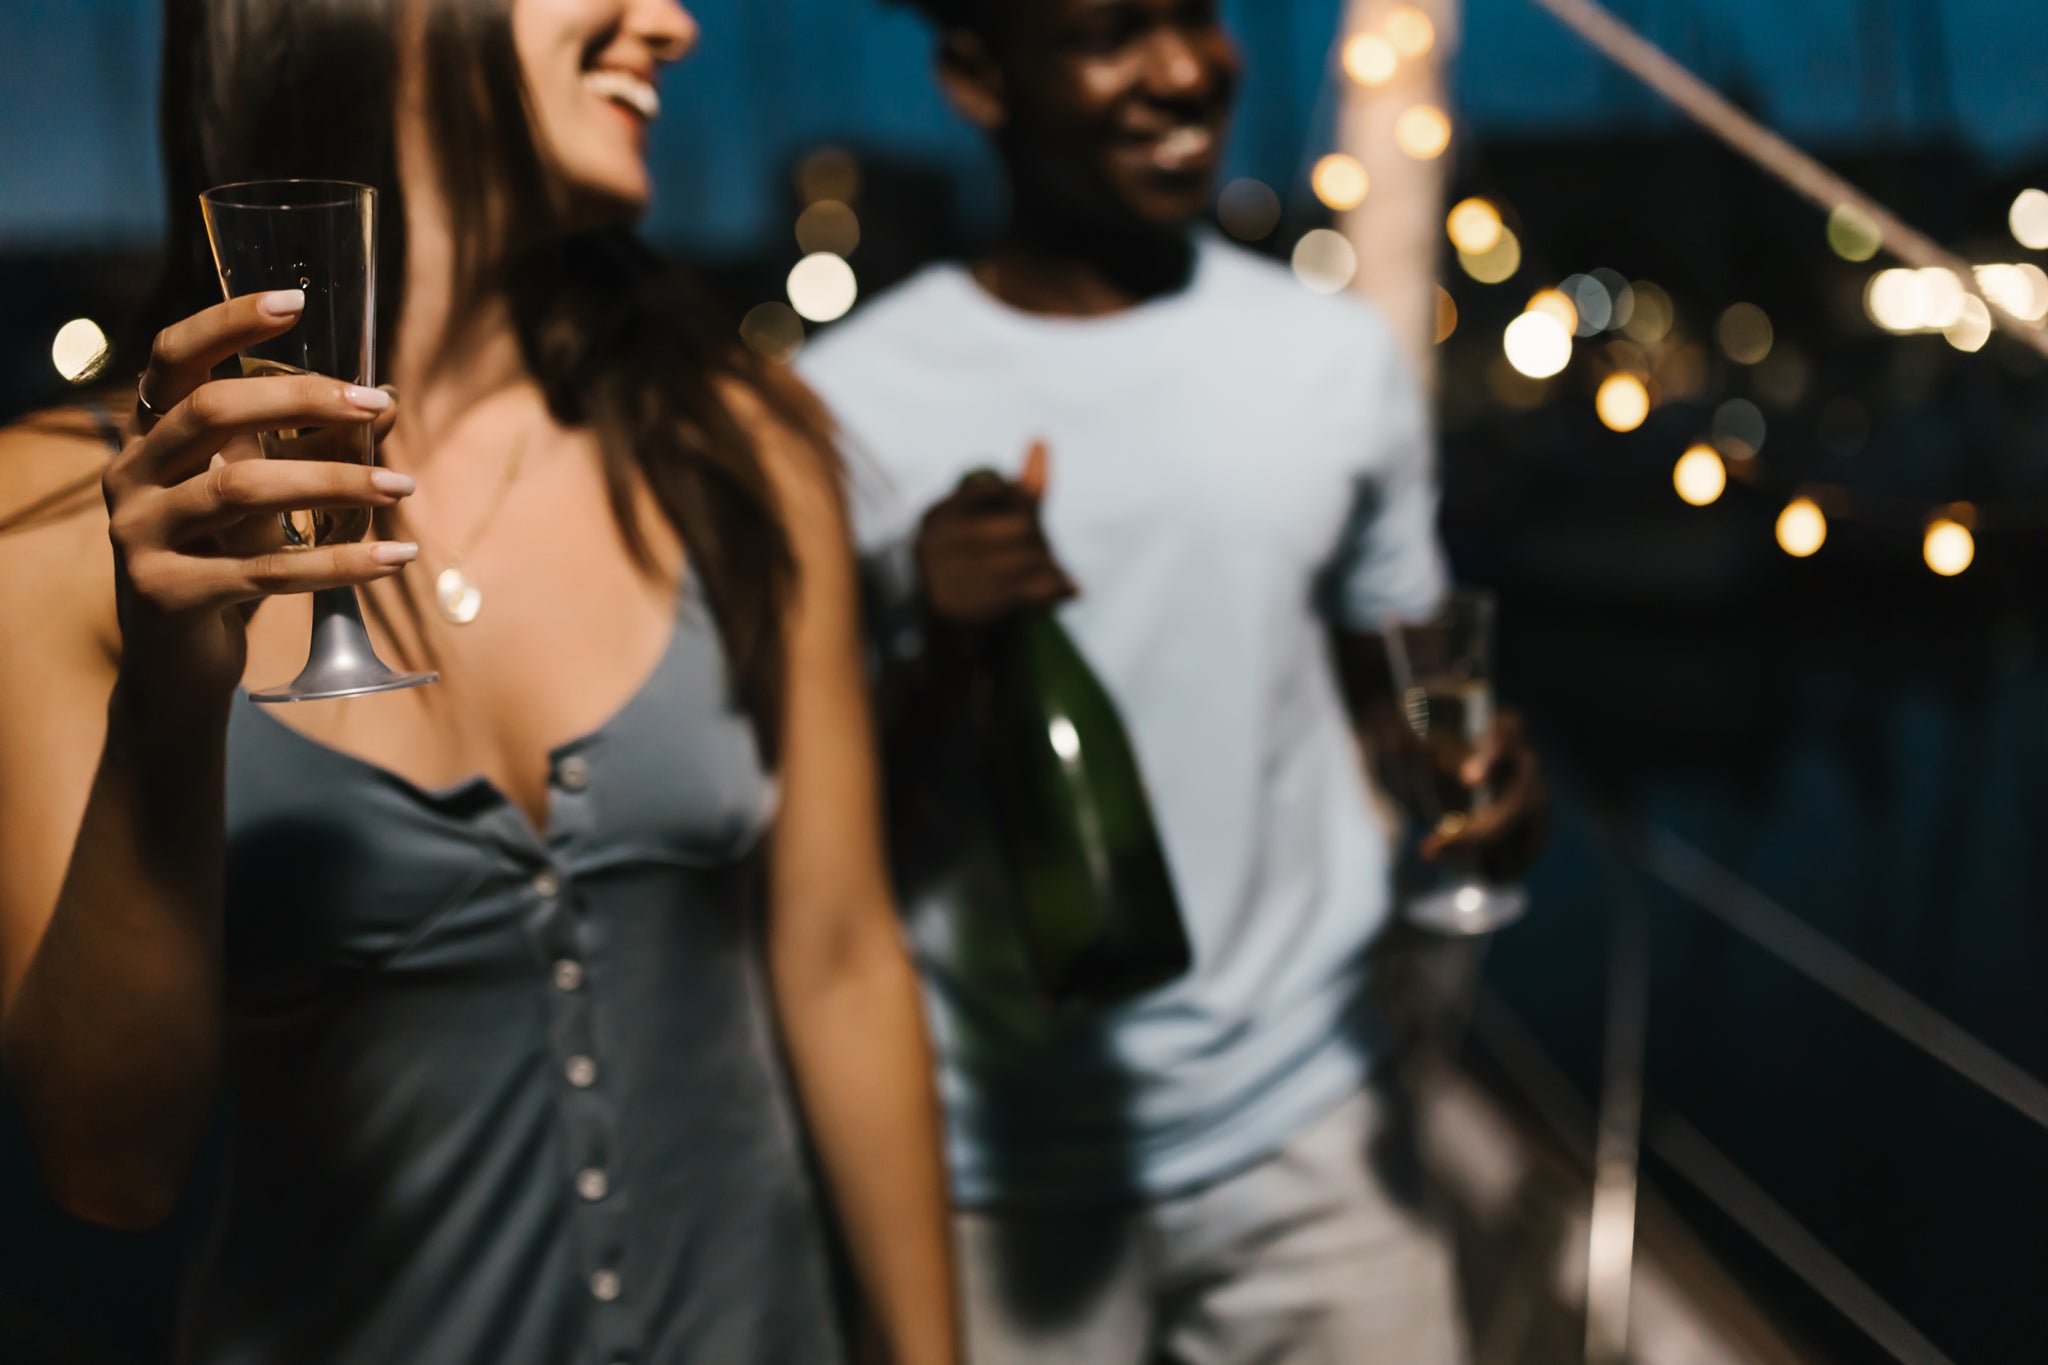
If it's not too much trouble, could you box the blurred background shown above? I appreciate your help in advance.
[4,1,2047,1362]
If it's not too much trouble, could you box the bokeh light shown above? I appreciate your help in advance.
[2010,189,2048,251]
[1503,311,1573,379]
[1218,179,1281,242]
[1595,373,1651,432]
[739,302,805,362]
[1446,199,1503,256]
[794,146,860,205]
[1776,498,1827,558]
[1622,281,1673,344]
[1864,268,1923,332]
[786,253,858,323]
[1527,289,1578,334]
[1385,7,1436,59]
[1716,302,1774,365]
[1291,229,1358,294]
[1923,518,1975,576]
[1826,204,1883,262]
[1592,269,1636,328]
[1673,444,1726,506]
[794,200,859,257]
[1457,226,1521,285]
[1312,154,1370,212]
[51,318,108,384]
[1974,263,2048,323]
[1434,286,1458,344]
[1713,398,1768,458]
[1395,105,1452,161]
[1944,294,1992,353]
[1560,274,1615,335]
[1343,33,1399,87]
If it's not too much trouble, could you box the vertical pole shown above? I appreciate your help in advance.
[1332,0,1462,382]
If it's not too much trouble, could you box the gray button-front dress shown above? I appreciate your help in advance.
[179,584,848,1364]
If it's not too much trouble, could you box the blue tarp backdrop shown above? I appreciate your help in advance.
[2,0,2045,254]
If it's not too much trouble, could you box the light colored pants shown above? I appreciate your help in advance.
[955,1085,1468,1365]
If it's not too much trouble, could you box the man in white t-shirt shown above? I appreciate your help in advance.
[799,1,1547,1360]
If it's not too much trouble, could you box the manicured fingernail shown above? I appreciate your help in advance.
[259,289,306,319]
[371,541,419,565]
[370,468,416,495]
[345,385,394,413]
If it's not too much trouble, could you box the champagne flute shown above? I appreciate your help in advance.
[200,180,435,702]
[1384,589,1528,935]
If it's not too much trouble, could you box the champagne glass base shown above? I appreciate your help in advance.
[248,586,438,705]
[1406,881,1528,936]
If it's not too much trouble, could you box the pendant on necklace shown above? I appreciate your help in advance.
[436,566,483,625]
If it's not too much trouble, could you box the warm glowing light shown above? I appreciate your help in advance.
[1622,282,1673,344]
[2011,189,2048,251]
[1343,33,1399,86]
[1503,311,1572,380]
[1458,226,1521,285]
[786,253,858,323]
[794,146,860,205]
[1918,268,1967,329]
[739,302,805,361]
[1527,289,1578,334]
[51,318,108,384]
[794,199,859,257]
[1291,229,1358,293]
[1865,268,1924,332]
[1434,286,1458,344]
[1395,105,1452,161]
[1974,263,2048,324]
[1776,498,1827,558]
[1218,178,1281,241]
[1312,154,1370,212]
[1716,302,1774,365]
[1827,204,1882,262]
[1385,6,1436,59]
[1596,373,1651,432]
[1923,518,1975,576]
[1945,294,1992,352]
[1446,199,1503,255]
[1673,445,1726,506]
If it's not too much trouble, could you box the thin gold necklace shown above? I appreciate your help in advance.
[411,427,535,626]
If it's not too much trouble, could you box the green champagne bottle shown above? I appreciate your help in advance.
[980,607,1192,1007]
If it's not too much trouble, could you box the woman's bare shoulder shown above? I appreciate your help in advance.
[0,409,121,665]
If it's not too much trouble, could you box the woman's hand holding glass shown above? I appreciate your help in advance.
[109,290,418,698]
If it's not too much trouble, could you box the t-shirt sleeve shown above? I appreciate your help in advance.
[1315,339,1451,631]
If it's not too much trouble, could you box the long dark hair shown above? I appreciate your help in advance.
[110,0,829,760]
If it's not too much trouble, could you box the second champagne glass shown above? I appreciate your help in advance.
[199,179,435,702]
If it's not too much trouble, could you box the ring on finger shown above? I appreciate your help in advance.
[136,372,172,419]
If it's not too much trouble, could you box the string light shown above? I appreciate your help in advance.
[794,200,859,257]
[1527,289,1579,334]
[1503,311,1573,379]
[1218,179,1281,241]
[786,253,858,323]
[1435,286,1458,344]
[1343,33,1399,87]
[1446,199,1503,255]
[1561,274,1616,335]
[1923,517,1975,576]
[1311,154,1370,211]
[50,318,108,384]
[1622,281,1673,344]
[1827,204,1883,262]
[1716,303,1774,364]
[2011,189,2048,252]
[1945,295,1993,353]
[1975,263,2048,323]
[1673,444,1726,506]
[1291,229,1358,293]
[1596,373,1651,432]
[739,302,805,362]
[1385,6,1436,59]
[1458,226,1521,285]
[794,146,860,205]
[1776,498,1827,558]
[1395,105,1452,161]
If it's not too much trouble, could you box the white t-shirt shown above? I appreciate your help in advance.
[799,234,1448,1202]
